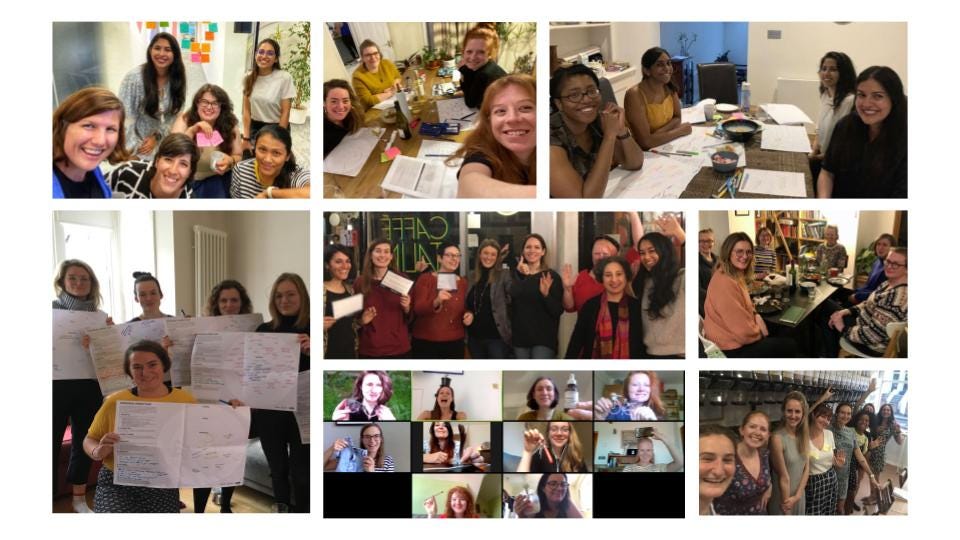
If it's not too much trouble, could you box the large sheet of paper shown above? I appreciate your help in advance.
[88,319,167,395]
[294,371,310,444]
[52,309,109,380]
[323,127,381,177]
[381,155,445,198]
[739,168,807,198]
[371,90,414,111]
[191,332,300,411]
[653,127,746,168]
[603,153,701,198]
[760,124,812,153]
[681,103,706,124]
[331,293,363,319]
[164,314,264,387]
[414,139,463,199]
[114,401,250,488]
[381,269,414,295]
[435,97,478,131]
[761,103,813,125]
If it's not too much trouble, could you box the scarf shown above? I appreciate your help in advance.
[592,293,631,359]
[55,291,97,312]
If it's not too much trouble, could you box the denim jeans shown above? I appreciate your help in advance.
[467,337,512,359]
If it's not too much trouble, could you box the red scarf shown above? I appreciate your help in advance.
[592,293,631,359]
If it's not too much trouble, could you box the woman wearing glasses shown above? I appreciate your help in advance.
[517,421,588,473]
[822,247,907,356]
[624,47,692,150]
[549,64,643,198]
[514,473,584,518]
[703,232,798,357]
[241,38,296,154]
[170,85,242,198]
[351,39,402,108]
[410,242,469,359]
[323,423,395,472]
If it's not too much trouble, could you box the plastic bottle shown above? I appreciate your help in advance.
[740,81,751,112]
[564,373,579,410]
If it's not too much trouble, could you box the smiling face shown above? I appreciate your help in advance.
[151,153,192,198]
[324,87,351,125]
[523,237,545,266]
[638,239,660,272]
[61,110,122,179]
[255,41,278,72]
[533,378,556,409]
[327,251,352,282]
[439,246,461,273]
[196,91,221,123]
[449,490,469,516]
[819,57,839,92]
[436,387,454,409]
[856,77,893,130]
[217,287,243,316]
[601,260,627,297]
[740,413,770,450]
[150,37,175,72]
[463,37,490,71]
[129,350,166,395]
[637,439,655,465]
[856,413,870,434]
[489,83,536,163]
[699,434,736,500]
[879,404,893,419]
[557,73,601,126]
[274,279,301,317]
[824,227,838,247]
[135,281,162,312]
[626,372,651,403]
[757,229,773,248]
[814,412,832,431]
[784,398,804,430]
[361,45,381,73]
[361,425,382,456]
[479,245,499,269]
[591,238,617,268]
[370,242,393,271]
[548,422,572,449]
[645,52,673,84]
[361,373,383,405]
[64,265,92,298]
[730,240,754,272]
[835,404,853,426]
[543,474,568,504]
[883,251,907,281]
[698,232,715,257]
[254,133,290,181]
[432,422,449,439]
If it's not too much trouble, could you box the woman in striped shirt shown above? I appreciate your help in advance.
[323,423,395,472]
[230,125,310,198]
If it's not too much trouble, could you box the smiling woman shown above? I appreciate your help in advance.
[108,133,198,199]
[565,256,643,359]
[231,124,311,198]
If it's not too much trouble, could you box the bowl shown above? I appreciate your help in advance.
[710,150,739,173]
[720,118,762,143]
[381,108,397,125]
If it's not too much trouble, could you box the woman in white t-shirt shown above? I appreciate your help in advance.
[622,427,683,472]
[241,38,296,154]
[809,51,856,182]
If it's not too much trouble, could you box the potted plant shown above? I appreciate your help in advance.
[420,46,441,69]
[286,22,310,125]
[854,242,878,288]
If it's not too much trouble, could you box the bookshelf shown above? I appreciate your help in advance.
[755,211,828,271]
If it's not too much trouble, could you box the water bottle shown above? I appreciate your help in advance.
[740,81,751,112]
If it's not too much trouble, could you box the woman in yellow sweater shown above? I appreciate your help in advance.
[624,47,692,150]
[352,40,402,108]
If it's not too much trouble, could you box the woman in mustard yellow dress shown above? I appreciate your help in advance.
[624,47,692,150]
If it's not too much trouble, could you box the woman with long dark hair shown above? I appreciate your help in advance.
[830,402,879,514]
[331,371,396,421]
[510,234,563,358]
[624,47,692,149]
[818,66,907,198]
[867,403,904,501]
[810,51,856,180]
[633,230,684,358]
[119,32,186,160]
[355,238,411,358]
[416,384,467,420]
[515,473,584,518]
[230,124,310,198]
[170,84,242,198]
[464,238,513,358]
[565,256,642,359]
[422,421,479,466]
[323,244,362,359]
[242,38,295,152]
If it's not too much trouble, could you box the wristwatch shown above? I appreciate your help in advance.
[616,132,632,140]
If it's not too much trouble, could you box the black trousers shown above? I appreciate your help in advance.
[252,409,310,513]
[722,336,799,358]
[53,379,103,493]
[411,337,465,359]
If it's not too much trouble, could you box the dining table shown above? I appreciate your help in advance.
[324,66,472,199]
[761,279,839,328]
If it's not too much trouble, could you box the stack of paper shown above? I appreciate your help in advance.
[760,125,812,153]
[761,103,813,125]
[436,97,479,131]
[323,128,381,177]
[604,153,701,198]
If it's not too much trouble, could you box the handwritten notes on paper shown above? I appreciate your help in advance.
[115,401,250,488]
[164,314,264,387]
[739,168,807,198]
[88,319,167,395]
[435,97,478,131]
[52,309,109,380]
[380,155,445,198]
[190,332,300,411]
[414,140,463,198]
[604,153,701,198]
[323,127,381,177]
[760,125,812,153]
[294,371,310,444]
[653,127,746,169]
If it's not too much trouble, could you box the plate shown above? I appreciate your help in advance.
[716,103,739,113]
[827,276,849,286]
[756,300,784,314]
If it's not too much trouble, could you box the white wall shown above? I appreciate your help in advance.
[747,22,908,105]
[612,22,660,73]
[170,211,231,316]
[323,422,411,472]
[412,371,502,421]
[388,22,427,61]
[856,211,898,253]
[593,421,684,469]
[502,370,594,420]
[699,211,730,243]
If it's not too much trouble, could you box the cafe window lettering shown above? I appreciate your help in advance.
[371,212,459,274]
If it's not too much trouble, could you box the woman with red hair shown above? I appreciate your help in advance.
[424,485,479,518]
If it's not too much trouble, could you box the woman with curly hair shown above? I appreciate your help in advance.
[323,79,363,157]
[424,485,479,518]
[332,371,396,421]
[170,84,241,198]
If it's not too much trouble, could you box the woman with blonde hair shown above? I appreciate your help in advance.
[714,411,773,514]
[451,75,537,198]
[769,391,810,515]
[518,421,588,473]
[458,23,507,108]
[464,238,513,358]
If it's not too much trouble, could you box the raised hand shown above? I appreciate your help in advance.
[561,263,575,289]
[361,306,377,325]
[522,428,545,453]
[539,272,554,298]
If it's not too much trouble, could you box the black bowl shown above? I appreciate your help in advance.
[720,118,761,143]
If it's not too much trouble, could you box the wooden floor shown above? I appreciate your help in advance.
[53,485,275,513]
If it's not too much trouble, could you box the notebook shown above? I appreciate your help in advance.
[779,306,805,325]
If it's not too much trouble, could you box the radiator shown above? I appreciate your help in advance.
[774,77,820,134]
[193,225,228,316]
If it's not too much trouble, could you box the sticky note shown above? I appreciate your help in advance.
[731,112,745,120]
[181,39,191,49]
[196,130,225,148]
[191,42,201,52]
[191,53,201,63]
[205,31,214,40]
[200,54,210,63]
[385,147,401,159]
[380,152,389,163]
[208,23,218,32]
[201,43,210,52]
[159,21,169,27]
[179,22,189,33]
[146,21,157,29]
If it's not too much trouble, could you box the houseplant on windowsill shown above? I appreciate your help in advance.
[286,21,310,125]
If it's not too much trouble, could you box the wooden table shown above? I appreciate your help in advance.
[763,280,838,328]
[324,67,471,199]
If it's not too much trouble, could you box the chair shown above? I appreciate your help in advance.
[877,479,895,515]
[839,321,907,358]
[697,62,739,105]
[699,316,726,358]
[598,77,617,106]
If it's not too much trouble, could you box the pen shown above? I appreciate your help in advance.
[180,309,188,317]
[424,154,454,157]
[458,111,477,120]
[219,400,231,405]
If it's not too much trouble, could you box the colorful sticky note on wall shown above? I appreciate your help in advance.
[191,42,200,52]
[201,43,211,53]
[181,39,191,49]
[159,21,169,27]
[180,22,189,33]
[205,31,214,40]
[191,53,201,63]
[201,54,210,63]
[208,23,218,32]
[146,21,157,29]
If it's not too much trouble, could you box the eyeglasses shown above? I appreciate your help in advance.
[443,252,462,259]
[699,239,715,244]
[545,481,569,489]
[560,86,600,103]
[66,276,91,283]
[198,99,220,108]
[548,426,572,434]
[361,434,382,441]
[256,49,276,57]
[733,249,754,258]
[884,259,906,269]
[362,51,380,59]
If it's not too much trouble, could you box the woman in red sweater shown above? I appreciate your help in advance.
[356,238,412,358]
[410,241,469,358]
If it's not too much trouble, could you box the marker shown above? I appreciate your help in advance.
[219,400,231,405]
[424,154,454,157]
[458,111,477,120]
[180,309,188,317]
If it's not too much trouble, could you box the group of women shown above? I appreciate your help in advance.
[700,390,903,516]
[324,218,684,359]
[54,259,311,512]
[53,32,309,199]
[324,24,536,197]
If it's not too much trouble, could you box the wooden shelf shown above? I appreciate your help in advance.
[550,23,612,31]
